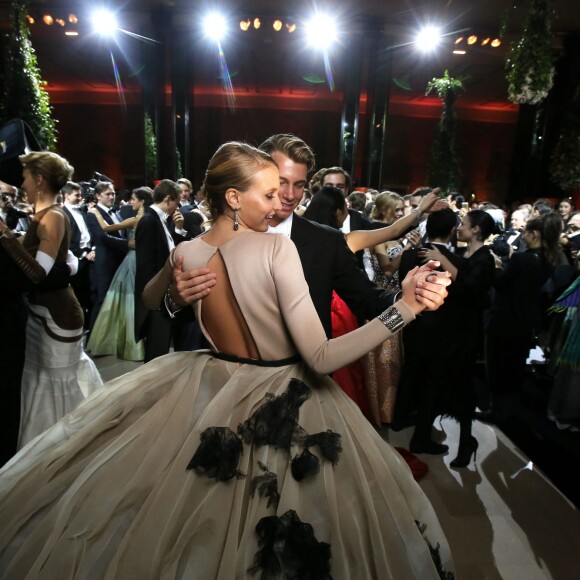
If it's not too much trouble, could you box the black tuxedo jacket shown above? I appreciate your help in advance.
[487,249,553,338]
[348,209,383,231]
[118,204,137,221]
[135,207,187,340]
[168,210,204,240]
[62,205,91,258]
[290,214,395,337]
[86,206,128,294]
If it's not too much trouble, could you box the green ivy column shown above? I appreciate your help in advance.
[1,0,57,150]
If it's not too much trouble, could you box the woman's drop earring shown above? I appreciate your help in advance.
[233,208,239,231]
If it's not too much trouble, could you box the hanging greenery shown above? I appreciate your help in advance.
[144,112,158,185]
[503,0,555,105]
[425,70,465,194]
[0,0,57,150]
[175,147,183,180]
[550,90,580,189]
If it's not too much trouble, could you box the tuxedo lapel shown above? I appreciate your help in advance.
[289,214,310,249]
[97,206,114,226]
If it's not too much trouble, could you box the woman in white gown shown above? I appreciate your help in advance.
[0,143,453,579]
[0,152,102,450]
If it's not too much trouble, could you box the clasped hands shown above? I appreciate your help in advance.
[168,256,451,314]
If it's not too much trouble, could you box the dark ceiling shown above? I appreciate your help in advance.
[2,1,579,113]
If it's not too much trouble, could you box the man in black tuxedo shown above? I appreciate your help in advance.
[86,181,129,329]
[176,178,195,210]
[318,166,383,270]
[135,179,190,362]
[166,134,450,337]
[61,181,95,329]
[175,178,204,239]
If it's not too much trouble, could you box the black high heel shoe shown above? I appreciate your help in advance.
[450,436,479,468]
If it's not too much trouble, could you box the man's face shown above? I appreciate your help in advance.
[270,151,308,225]
[179,183,190,203]
[164,196,179,216]
[322,172,346,193]
[97,187,115,208]
[510,211,526,231]
[410,195,422,211]
[65,189,83,206]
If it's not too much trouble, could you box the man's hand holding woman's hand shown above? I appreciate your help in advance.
[401,260,451,315]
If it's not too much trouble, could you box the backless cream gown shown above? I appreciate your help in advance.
[0,231,453,579]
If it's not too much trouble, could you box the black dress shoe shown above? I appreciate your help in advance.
[409,439,449,455]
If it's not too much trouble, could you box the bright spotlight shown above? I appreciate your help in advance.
[304,13,337,50]
[91,9,119,37]
[203,13,227,42]
[415,25,442,52]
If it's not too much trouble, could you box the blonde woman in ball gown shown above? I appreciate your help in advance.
[0,152,102,449]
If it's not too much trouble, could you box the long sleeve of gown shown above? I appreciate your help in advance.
[0,235,46,283]
[271,234,415,375]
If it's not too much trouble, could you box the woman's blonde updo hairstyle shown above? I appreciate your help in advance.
[19,151,74,193]
[201,142,277,221]
[371,191,402,223]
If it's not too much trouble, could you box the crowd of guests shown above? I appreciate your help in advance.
[300,185,580,443]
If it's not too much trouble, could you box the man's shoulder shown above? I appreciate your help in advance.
[348,209,382,230]
[292,214,343,241]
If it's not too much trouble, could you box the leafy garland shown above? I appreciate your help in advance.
[503,0,555,105]
[0,0,57,149]
[425,70,465,194]
[144,112,158,185]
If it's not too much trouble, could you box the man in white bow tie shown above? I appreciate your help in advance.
[135,179,189,362]
[86,181,128,329]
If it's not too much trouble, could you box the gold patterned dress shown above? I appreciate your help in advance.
[363,241,405,425]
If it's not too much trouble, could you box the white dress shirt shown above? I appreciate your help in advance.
[151,204,175,251]
[64,202,91,248]
[268,212,293,238]
[340,213,351,234]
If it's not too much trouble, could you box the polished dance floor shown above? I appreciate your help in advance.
[94,355,580,580]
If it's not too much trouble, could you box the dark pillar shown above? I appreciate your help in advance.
[172,34,192,180]
[150,6,174,180]
[339,31,364,179]
[364,31,393,189]
[506,104,542,203]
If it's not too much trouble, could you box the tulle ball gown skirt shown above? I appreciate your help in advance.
[0,351,453,579]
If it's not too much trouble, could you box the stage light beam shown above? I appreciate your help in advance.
[91,9,119,37]
[304,13,337,50]
[203,13,227,43]
[415,25,442,52]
